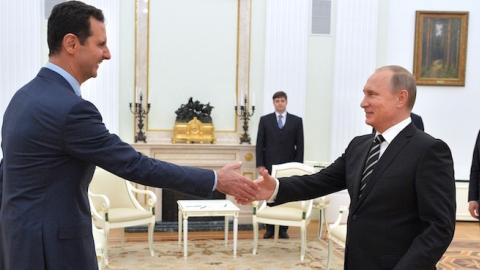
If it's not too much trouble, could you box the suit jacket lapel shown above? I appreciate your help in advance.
[352,124,416,213]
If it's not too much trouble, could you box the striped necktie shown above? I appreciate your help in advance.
[359,134,385,198]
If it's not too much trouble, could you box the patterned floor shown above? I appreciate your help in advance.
[438,239,480,270]
[106,239,344,269]
[104,238,480,270]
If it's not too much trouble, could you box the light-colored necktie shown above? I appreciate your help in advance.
[277,115,284,129]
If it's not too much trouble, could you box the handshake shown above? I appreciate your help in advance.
[215,162,276,204]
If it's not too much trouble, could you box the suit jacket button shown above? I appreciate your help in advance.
[352,214,357,220]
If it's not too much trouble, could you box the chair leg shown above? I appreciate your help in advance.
[322,209,329,239]
[300,225,306,262]
[274,225,279,242]
[104,224,110,266]
[148,220,155,256]
[327,238,332,270]
[252,221,258,255]
[318,209,323,239]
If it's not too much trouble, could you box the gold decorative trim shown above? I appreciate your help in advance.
[133,0,252,138]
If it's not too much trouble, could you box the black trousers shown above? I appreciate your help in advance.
[265,224,288,233]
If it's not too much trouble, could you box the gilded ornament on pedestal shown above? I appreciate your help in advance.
[172,98,215,144]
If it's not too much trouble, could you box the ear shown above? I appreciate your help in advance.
[397,89,409,108]
[63,33,78,55]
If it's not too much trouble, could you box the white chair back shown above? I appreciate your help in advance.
[89,168,135,209]
[271,162,316,210]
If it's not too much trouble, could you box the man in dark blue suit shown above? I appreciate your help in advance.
[256,91,304,239]
[0,2,256,270]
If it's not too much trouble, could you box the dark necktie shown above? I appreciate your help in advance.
[277,115,284,129]
[359,134,385,198]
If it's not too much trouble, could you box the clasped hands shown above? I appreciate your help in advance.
[216,162,276,204]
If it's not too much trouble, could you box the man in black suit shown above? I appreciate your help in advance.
[252,65,455,269]
[0,2,256,270]
[468,131,480,219]
[256,91,304,239]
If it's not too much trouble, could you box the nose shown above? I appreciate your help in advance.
[103,46,111,60]
[360,96,367,108]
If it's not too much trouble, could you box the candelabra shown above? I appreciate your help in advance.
[129,93,151,143]
[234,95,255,144]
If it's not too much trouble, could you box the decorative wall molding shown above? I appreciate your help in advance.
[136,0,252,144]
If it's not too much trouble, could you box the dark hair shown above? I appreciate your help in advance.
[272,91,287,100]
[376,65,417,109]
[47,1,104,56]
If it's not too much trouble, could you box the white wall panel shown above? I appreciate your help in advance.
[0,0,43,158]
[263,0,309,117]
[329,0,378,160]
[82,0,120,134]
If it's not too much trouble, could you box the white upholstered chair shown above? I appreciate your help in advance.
[305,160,331,239]
[252,162,316,261]
[312,196,330,239]
[327,206,348,269]
[92,223,106,270]
[88,168,157,265]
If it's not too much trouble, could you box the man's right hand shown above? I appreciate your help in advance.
[234,168,277,205]
[468,201,480,219]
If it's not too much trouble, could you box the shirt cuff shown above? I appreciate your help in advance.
[212,170,218,191]
[267,178,280,203]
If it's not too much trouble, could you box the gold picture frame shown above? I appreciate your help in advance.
[413,11,468,86]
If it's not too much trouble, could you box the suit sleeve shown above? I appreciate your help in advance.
[394,139,455,269]
[256,117,265,168]
[294,118,304,163]
[62,100,215,197]
[274,152,347,205]
[469,131,480,201]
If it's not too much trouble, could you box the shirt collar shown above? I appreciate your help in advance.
[45,62,82,97]
[376,116,412,144]
[275,111,287,118]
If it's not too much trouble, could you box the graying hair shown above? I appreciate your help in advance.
[376,65,417,109]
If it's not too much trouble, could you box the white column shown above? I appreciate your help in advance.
[82,0,120,134]
[263,0,309,117]
[330,0,379,160]
[0,1,43,158]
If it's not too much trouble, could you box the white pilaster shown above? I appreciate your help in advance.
[82,0,120,134]
[0,1,43,158]
[263,0,309,117]
[330,0,379,159]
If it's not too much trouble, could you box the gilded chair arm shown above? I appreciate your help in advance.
[130,187,157,207]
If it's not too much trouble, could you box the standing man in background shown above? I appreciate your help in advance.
[0,2,256,269]
[468,130,480,219]
[410,112,424,131]
[255,91,304,239]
